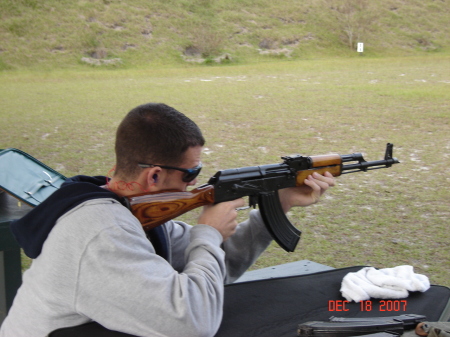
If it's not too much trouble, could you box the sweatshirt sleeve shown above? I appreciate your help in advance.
[222,209,273,283]
[75,205,226,337]
[167,209,273,284]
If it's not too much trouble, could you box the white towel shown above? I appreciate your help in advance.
[340,265,430,303]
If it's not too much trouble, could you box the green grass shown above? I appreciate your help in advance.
[1,55,449,287]
[0,0,450,70]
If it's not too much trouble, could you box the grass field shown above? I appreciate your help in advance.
[1,55,449,287]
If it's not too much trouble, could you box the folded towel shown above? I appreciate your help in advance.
[340,265,430,302]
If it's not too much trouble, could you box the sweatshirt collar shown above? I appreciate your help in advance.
[10,175,125,258]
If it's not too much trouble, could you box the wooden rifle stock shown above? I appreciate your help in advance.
[126,184,215,231]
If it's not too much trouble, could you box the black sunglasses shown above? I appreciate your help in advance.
[138,162,202,183]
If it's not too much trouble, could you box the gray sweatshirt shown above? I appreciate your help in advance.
[0,198,272,337]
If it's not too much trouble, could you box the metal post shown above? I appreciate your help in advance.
[0,192,31,324]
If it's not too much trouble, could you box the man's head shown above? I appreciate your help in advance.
[114,103,205,184]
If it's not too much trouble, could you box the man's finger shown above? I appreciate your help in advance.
[229,198,246,208]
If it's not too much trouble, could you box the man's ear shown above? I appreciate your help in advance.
[141,166,162,191]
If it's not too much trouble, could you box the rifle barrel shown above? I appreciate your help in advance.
[340,143,400,174]
[341,158,399,174]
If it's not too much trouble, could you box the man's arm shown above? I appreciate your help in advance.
[74,203,228,337]
[222,209,273,283]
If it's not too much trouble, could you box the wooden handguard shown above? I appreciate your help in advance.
[127,184,215,231]
[295,154,342,185]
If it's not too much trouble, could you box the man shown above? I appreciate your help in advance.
[1,103,335,337]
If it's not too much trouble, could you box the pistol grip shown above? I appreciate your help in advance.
[258,191,301,252]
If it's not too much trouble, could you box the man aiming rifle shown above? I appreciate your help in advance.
[0,103,335,337]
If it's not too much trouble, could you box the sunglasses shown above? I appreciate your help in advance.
[138,162,202,183]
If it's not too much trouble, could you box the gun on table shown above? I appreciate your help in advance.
[297,314,426,337]
[126,143,400,252]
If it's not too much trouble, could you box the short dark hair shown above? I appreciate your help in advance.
[114,103,205,179]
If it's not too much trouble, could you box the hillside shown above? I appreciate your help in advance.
[0,0,449,70]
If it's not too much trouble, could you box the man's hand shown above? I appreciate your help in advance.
[278,171,335,213]
[198,198,245,241]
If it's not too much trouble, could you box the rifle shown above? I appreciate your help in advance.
[297,314,426,337]
[126,143,400,252]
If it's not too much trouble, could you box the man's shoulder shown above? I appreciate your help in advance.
[55,198,141,238]
[35,198,145,268]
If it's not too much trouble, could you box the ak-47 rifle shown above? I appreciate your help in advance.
[125,143,400,252]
